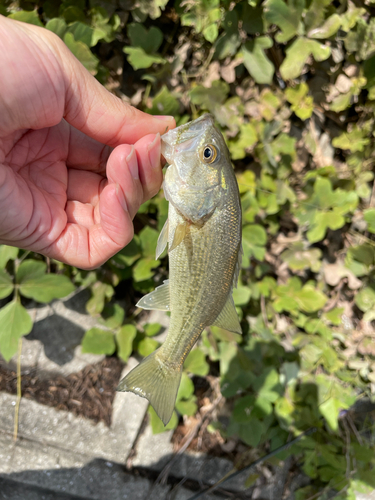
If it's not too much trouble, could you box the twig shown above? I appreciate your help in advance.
[157,394,223,485]
[13,338,22,441]
[186,427,317,500]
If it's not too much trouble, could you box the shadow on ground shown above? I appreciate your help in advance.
[0,455,248,500]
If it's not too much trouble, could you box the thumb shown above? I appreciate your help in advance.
[55,35,175,146]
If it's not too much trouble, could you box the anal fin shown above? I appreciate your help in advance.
[212,294,242,334]
[136,279,171,311]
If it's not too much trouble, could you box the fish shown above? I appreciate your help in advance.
[117,114,242,425]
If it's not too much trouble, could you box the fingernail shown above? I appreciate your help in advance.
[154,115,173,121]
[116,183,128,212]
[147,133,161,169]
[126,146,138,180]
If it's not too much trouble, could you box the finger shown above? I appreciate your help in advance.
[66,123,112,173]
[54,38,175,146]
[133,133,164,203]
[53,183,133,269]
[105,144,143,220]
[66,169,106,205]
[66,201,96,228]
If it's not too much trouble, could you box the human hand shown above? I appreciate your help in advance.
[0,15,175,269]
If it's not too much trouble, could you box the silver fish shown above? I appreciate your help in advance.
[117,114,242,425]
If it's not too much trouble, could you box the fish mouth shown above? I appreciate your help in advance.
[161,114,214,147]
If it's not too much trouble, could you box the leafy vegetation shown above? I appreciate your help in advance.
[1,0,375,497]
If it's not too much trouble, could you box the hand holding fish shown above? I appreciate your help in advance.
[0,15,175,269]
[118,115,242,425]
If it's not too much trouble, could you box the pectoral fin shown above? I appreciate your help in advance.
[156,219,169,259]
[169,222,188,252]
[136,280,171,311]
[213,294,242,334]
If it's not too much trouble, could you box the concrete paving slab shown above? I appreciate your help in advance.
[132,423,247,493]
[0,430,165,500]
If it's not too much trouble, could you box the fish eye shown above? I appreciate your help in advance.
[200,144,218,164]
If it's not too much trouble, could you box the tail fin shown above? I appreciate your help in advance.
[117,348,182,426]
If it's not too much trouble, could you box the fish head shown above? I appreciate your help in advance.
[161,114,232,222]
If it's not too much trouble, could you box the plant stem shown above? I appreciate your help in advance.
[13,337,22,441]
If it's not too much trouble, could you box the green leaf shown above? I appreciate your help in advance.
[0,300,33,362]
[137,0,169,20]
[116,324,137,362]
[232,286,251,307]
[184,348,209,376]
[144,323,162,337]
[63,32,99,73]
[319,397,342,432]
[264,0,304,43]
[285,83,314,120]
[147,86,180,116]
[280,37,330,80]
[233,395,255,423]
[17,260,74,303]
[355,287,375,312]
[176,396,198,416]
[123,47,166,70]
[308,14,341,39]
[0,245,18,269]
[0,269,14,300]
[281,242,322,272]
[101,303,125,329]
[81,327,116,355]
[242,37,275,84]
[364,209,375,233]
[238,418,264,447]
[203,23,219,43]
[9,10,43,26]
[45,18,68,39]
[177,372,195,401]
[67,21,94,47]
[86,282,114,315]
[137,337,159,357]
[148,405,178,433]
[139,226,160,258]
[296,285,327,313]
[127,23,163,53]
[133,258,160,282]
[332,126,370,152]
[189,80,229,113]
[114,238,141,267]
[228,122,258,160]
[242,225,267,266]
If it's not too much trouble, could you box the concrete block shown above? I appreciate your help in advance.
[0,360,148,464]
[0,431,15,475]
[132,423,174,470]
[0,338,41,374]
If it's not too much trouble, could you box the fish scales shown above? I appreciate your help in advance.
[117,114,242,425]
